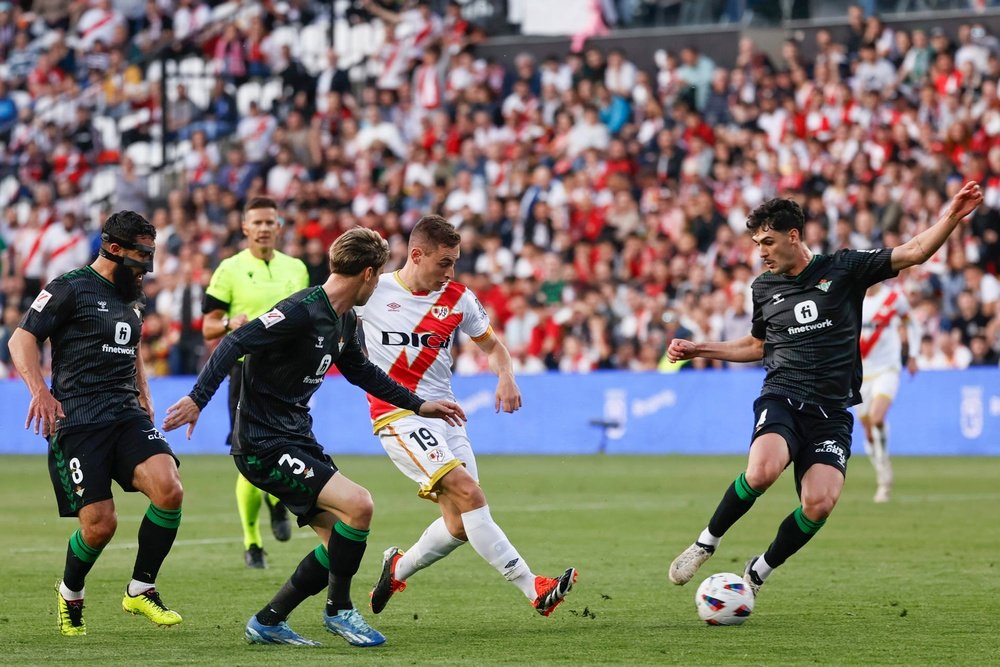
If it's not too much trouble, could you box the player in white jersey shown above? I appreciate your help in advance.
[857,282,916,503]
[360,216,576,617]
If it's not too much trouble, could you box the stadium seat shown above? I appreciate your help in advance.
[9,89,31,112]
[146,60,162,82]
[270,25,299,53]
[298,23,332,74]
[86,169,118,205]
[125,142,155,174]
[211,1,238,23]
[261,79,283,112]
[237,81,263,116]
[93,116,121,151]
[0,175,19,209]
[179,57,205,79]
[187,78,213,108]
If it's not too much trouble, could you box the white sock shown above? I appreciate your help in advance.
[395,516,466,581]
[127,579,155,597]
[752,555,774,582]
[870,425,893,487]
[59,581,84,601]
[697,528,720,549]
[461,505,535,599]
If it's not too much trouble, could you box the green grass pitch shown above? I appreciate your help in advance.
[1,454,998,665]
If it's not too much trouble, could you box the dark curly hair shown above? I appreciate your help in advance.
[102,210,156,245]
[746,198,805,234]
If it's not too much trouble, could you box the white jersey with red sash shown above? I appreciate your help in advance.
[361,272,492,431]
[860,286,909,374]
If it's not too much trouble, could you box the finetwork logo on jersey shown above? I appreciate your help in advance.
[788,299,833,334]
[101,343,136,356]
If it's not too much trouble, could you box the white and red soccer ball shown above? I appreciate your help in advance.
[695,572,755,625]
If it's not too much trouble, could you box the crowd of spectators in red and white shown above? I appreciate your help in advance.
[0,0,998,377]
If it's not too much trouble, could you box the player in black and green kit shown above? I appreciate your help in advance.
[203,196,309,569]
[163,228,466,647]
[666,181,983,600]
[9,211,185,636]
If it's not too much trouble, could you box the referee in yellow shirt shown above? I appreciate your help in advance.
[202,196,309,568]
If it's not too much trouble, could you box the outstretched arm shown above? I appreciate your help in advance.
[891,181,983,272]
[667,335,764,364]
[336,332,467,426]
[474,331,521,413]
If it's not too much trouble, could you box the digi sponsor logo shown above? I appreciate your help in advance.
[381,331,451,349]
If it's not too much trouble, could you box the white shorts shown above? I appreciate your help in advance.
[377,415,478,500]
[857,367,900,419]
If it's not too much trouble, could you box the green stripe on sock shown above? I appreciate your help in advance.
[145,504,182,529]
[333,521,369,542]
[734,473,763,500]
[792,506,826,535]
[69,529,102,563]
[313,545,330,569]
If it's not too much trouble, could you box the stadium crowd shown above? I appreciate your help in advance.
[0,0,999,377]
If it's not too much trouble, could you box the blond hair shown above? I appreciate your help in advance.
[329,228,389,275]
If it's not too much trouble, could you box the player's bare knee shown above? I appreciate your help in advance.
[800,494,836,520]
[154,480,184,510]
[82,513,117,547]
[440,468,485,508]
[347,488,374,528]
[744,464,780,491]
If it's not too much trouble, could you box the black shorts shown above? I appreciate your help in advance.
[751,395,853,493]
[234,442,338,527]
[48,416,178,517]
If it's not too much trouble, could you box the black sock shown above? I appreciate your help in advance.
[256,546,330,625]
[762,506,826,568]
[64,529,103,592]
[325,521,369,616]
[131,504,182,584]
[707,472,763,539]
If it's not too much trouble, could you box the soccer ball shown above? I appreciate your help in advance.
[694,572,755,626]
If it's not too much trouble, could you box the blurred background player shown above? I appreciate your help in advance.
[202,196,309,568]
[163,228,466,646]
[857,282,916,503]
[362,215,577,618]
[9,211,183,636]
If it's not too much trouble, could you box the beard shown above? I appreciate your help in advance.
[112,262,143,302]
